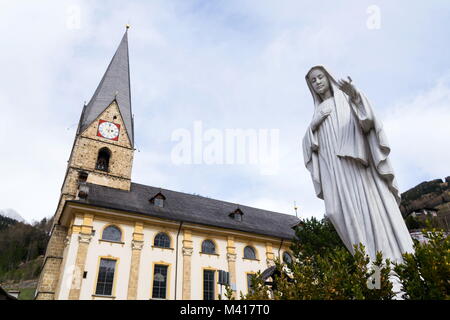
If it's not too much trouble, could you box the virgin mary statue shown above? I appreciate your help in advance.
[302,66,414,263]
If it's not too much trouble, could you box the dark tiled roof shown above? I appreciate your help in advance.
[74,183,299,240]
[78,30,134,145]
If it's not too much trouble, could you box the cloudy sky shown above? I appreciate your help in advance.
[0,0,449,223]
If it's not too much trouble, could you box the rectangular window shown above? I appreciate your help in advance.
[203,270,215,300]
[95,258,116,296]
[152,264,168,299]
[247,274,255,294]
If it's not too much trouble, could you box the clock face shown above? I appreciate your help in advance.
[97,120,120,140]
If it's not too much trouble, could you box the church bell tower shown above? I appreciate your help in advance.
[36,28,135,300]
[64,27,135,199]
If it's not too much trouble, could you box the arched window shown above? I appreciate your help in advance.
[282,251,293,265]
[96,147,111,172]
[244,246,256,260]
[154,232,171,248]
[102,225,122,242]
[201,240,216,254]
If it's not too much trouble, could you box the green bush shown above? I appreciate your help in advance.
[405,215,426,230]
[394,229,449,299]
[241,218,449,300]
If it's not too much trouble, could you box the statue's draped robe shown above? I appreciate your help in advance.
[302,67,414,262]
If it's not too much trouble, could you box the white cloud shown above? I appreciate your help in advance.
[0,1,448,223]
[382,75,450,191]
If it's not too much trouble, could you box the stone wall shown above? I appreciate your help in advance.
[35,225,68,300]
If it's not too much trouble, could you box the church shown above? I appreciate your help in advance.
[35,28,299,300]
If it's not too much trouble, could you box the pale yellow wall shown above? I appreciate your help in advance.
[55,232,80,300]
[234,240,268,296]
[137,226,178,300]
[74,215,84,226]
[57,212,292,301]
[190,234,229,300]
[79,219,134,300]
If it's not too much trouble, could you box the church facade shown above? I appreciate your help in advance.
[35,29,299,300]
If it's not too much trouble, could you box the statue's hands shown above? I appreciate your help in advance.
[338,77,362,105]
[311,105,332,131]
[319,106,332,118]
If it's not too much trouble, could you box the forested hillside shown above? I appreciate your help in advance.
[0,215,17,231]
[400,177,450,230]
[0,215,52,282]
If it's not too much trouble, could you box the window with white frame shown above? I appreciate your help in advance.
[152,264,168,299]
[102,225,122,242]
[203,270,215,300]
[244,246,257,260]
[201,240,216,254]
[154,232,171,248]
[95,258,116,296]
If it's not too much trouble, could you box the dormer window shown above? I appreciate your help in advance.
[229,208,244,222]
[154,198,164,208]
[150,192,166,208]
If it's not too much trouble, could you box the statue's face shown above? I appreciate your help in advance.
[308,68,330,96]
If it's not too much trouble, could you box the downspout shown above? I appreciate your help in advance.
[271,238,284,297]
[278,238,284,259]
[174,221,183,300]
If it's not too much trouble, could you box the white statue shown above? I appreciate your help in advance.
[302,66,414,264]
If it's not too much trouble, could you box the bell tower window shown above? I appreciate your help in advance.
[96,147,111,172]
[78,171,88,183]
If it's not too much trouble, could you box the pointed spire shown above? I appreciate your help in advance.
[78,30,134,145]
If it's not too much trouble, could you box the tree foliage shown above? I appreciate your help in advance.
[404,215,426,230]
[0,215,17,231]
[394,229,450,299]
[290,217,346,258]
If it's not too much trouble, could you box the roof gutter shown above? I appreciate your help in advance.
[174,221,183,300]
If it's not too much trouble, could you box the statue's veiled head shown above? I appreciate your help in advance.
[308,68,331,97]
[305,66,339,105]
